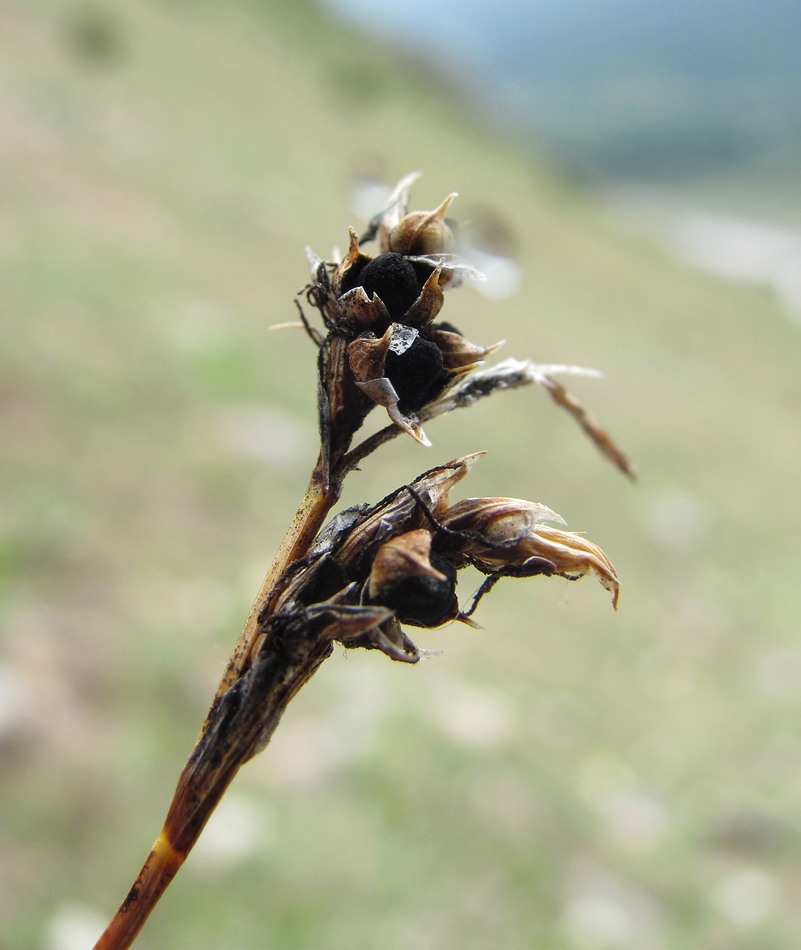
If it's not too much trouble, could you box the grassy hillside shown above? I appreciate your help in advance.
[2,1,800,948]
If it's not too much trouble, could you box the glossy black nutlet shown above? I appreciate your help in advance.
[382,555,458,628]
[430,320,463,337]
[384,336,447,412]
[355,252,422,321]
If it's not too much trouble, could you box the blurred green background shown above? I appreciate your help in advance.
[2,1,800,948]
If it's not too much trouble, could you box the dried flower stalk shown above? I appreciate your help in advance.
[93,176,631,949]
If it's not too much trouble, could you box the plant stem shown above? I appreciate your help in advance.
[92,834,185,950]
[200,455,339,730]
[93,453,341,950]
[93,626,333,950]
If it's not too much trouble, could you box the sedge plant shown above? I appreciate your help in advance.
[93,174,633,949]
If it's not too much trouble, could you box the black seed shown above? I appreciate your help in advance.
[384,336,445,412]
[356,253,422,320]
[411,261,437,288]
[427,320,463,337]
[338,258,366,296]
[297,555,350,606]
[382,556,458,628]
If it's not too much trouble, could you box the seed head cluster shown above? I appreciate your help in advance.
[280,176,622,661]
[263,453,619,664]
[305,177,497,475]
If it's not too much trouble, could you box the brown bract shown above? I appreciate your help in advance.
[367,529,445,601]
[441,496,620,609]
[386,192,456,256]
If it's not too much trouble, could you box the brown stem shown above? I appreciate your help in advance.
[93,622,333,950]
[93,451,343,950]
[92,833,185,950]
[200,452,339,733]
